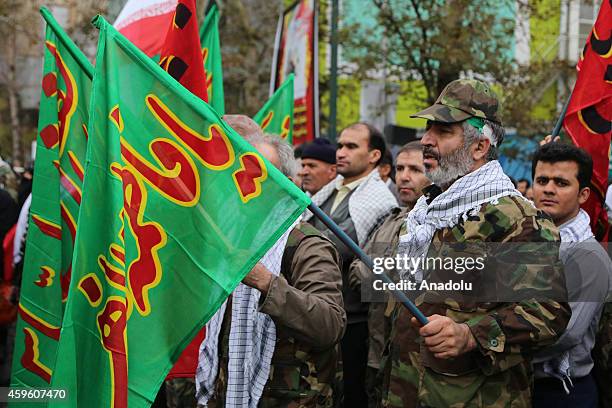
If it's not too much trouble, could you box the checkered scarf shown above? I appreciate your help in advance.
[303,169,398,245]
[398,160,525,280]
[559,208,593,244]
[195,225,293,407]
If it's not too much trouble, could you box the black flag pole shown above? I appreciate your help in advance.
[307,202,429,325]
[551,92,573,138]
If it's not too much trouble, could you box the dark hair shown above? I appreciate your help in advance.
[398,141,422,155]
[380,148,393,166]
[517,178,530,187]
[531,142,593,189]
[342,122,386,166]
[379,148,395,180]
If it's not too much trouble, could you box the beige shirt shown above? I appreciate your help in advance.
[330,177,366,214]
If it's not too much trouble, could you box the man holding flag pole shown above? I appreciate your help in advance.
[34,8,427,408]
[13,1,590,407]
[195,116,345,407]
[380,79,571,407]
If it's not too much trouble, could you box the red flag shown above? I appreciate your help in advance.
[563,0,612,241]
[158,0,208,102]
[157,0,209,379]
[114,0,177,58]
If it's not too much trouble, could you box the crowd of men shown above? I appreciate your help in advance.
[185,79,612,408]
[2,78,611,408]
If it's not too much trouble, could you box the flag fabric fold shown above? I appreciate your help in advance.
[563,0,612,241]
[49,15,310,408]
[10,8,92,403]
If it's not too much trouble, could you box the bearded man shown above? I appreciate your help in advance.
[380,79,571,407]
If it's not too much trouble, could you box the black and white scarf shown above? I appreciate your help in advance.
[303,169,398,246]
[397,160,525,280]
[195,225,293,407]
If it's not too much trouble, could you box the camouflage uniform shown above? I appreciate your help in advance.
[379,79,571,408]
[594,302,612,408]
[348,207,410,407]
[380,195,570,408]
[166,378,198,408]
[208,223,346,407]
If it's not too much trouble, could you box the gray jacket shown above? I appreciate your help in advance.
[534,238,612,380]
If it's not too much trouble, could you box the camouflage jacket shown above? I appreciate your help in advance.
[349,206,410,370]
[209,223,346,408]
[381,195,571,408]
[593,301,612,408]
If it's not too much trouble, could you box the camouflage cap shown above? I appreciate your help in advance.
[411,79,501,124]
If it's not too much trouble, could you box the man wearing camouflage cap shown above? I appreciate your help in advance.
[379,79,571,407]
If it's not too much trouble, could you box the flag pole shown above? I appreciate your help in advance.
[307,202,429,325]
[551,92,572,137]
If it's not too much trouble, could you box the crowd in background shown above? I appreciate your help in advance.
[1,79,612,408]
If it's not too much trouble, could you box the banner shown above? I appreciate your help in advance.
[200,2,225,115]
[563,0,612,241]
[10,8,92,401]
[271,0,319,145]
[157,0,209,380]
[158,0,207,102]
[114,0,177,57]
[49,15,310,407]
[254,74,294,143]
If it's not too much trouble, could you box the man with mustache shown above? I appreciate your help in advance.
[380,79,571,407]
[347,141,430,407]
[299,138,337,195]
[530,142,611,408]
[304,122,397,408]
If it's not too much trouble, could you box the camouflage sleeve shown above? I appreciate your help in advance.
[258,235,346,349]
[464,215,571,375]
[347,221,381,291]
[348,210,403,291]
[593,302,612,408]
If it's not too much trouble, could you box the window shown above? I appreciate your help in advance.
[578,0,597,49]
[562,0,599,63]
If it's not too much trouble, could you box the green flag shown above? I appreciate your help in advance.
[253,74,294,144]
[49,15,309,408]
[200,3,225,115]
[10,7,92,398]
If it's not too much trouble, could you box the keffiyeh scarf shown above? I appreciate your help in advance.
[303,169,398,245]
[397,160,525,280]
[559,208,593,244]
[195,225,293,407]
